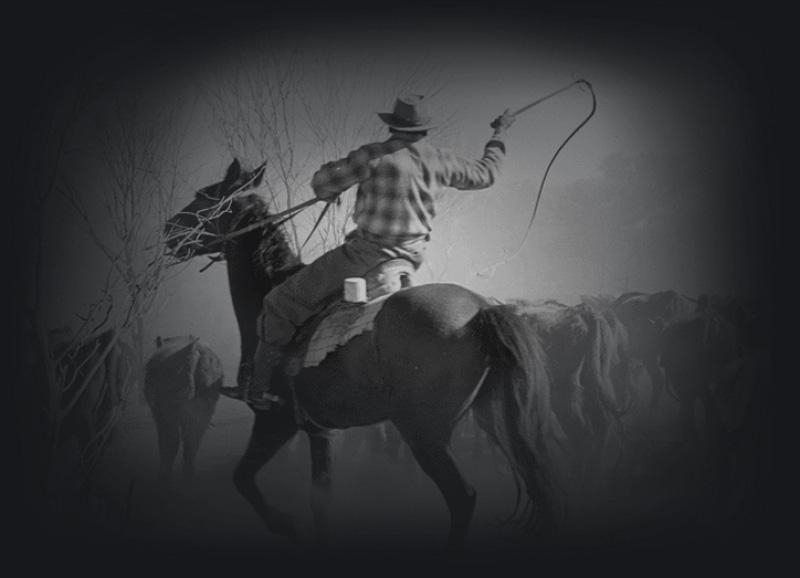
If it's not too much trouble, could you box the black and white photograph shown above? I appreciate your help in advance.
[7,2,789,574]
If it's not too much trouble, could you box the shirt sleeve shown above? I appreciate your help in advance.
[439,137,506,191]
[310,146,376,202]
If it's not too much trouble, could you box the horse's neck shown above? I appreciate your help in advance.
[223,218,299,361]
[224,230,267,360]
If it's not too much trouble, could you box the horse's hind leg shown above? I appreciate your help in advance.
[152,403,180,487]
[233,411,300,541]
[179,398,215,482]
[395,422,476,552]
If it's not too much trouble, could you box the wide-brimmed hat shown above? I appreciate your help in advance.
[378,94,437,132]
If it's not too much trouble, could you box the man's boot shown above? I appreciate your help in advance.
[246,342,286,410]
[218,360,254,401]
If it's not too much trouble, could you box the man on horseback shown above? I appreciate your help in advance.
[219,94,515,409]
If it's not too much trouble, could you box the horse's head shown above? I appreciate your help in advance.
[165,159,266,259]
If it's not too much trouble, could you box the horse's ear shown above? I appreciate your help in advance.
[222,159,242,188]
[155,336,163,348]
[252,161,267,188]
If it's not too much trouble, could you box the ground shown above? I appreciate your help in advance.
[93,397,528,556]
[51,370,767,567]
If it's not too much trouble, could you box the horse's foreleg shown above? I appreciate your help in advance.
[399,427,476,552]
[308,430,334,549]
[233,413,300,541]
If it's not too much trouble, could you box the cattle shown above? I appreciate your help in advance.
[658,295,763,521]
[24,325,135,531]
[611,290,696,418]
[581,295,638,418]
[144,335,224,484]
[512,299,632,487]
[660,294,757,445]
[49,326,134,467]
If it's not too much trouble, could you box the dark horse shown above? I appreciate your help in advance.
[164,159,561,551]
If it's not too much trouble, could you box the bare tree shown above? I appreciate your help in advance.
[59,93,192,400]
[15,79,141,526]
[209,46,311,254]
[16,86,85,506]
[9,82,196,534]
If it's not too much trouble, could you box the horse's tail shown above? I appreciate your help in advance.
[471,304,565,534]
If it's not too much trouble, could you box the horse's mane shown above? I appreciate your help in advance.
[234,194,303,284]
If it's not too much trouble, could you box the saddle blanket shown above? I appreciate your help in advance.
[286,293,392,374]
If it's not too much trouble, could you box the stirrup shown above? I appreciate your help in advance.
[218,386,248,401]
[247,391,285,410]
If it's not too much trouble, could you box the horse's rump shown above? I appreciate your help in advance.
[145,336,223,402]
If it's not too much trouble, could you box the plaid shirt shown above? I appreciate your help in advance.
[311,133,505,241]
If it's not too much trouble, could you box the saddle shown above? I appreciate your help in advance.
[282,259,415,377]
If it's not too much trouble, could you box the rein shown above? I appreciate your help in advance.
[209,196,321,247]
[476,79,597,278]
[194,197,320,271]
